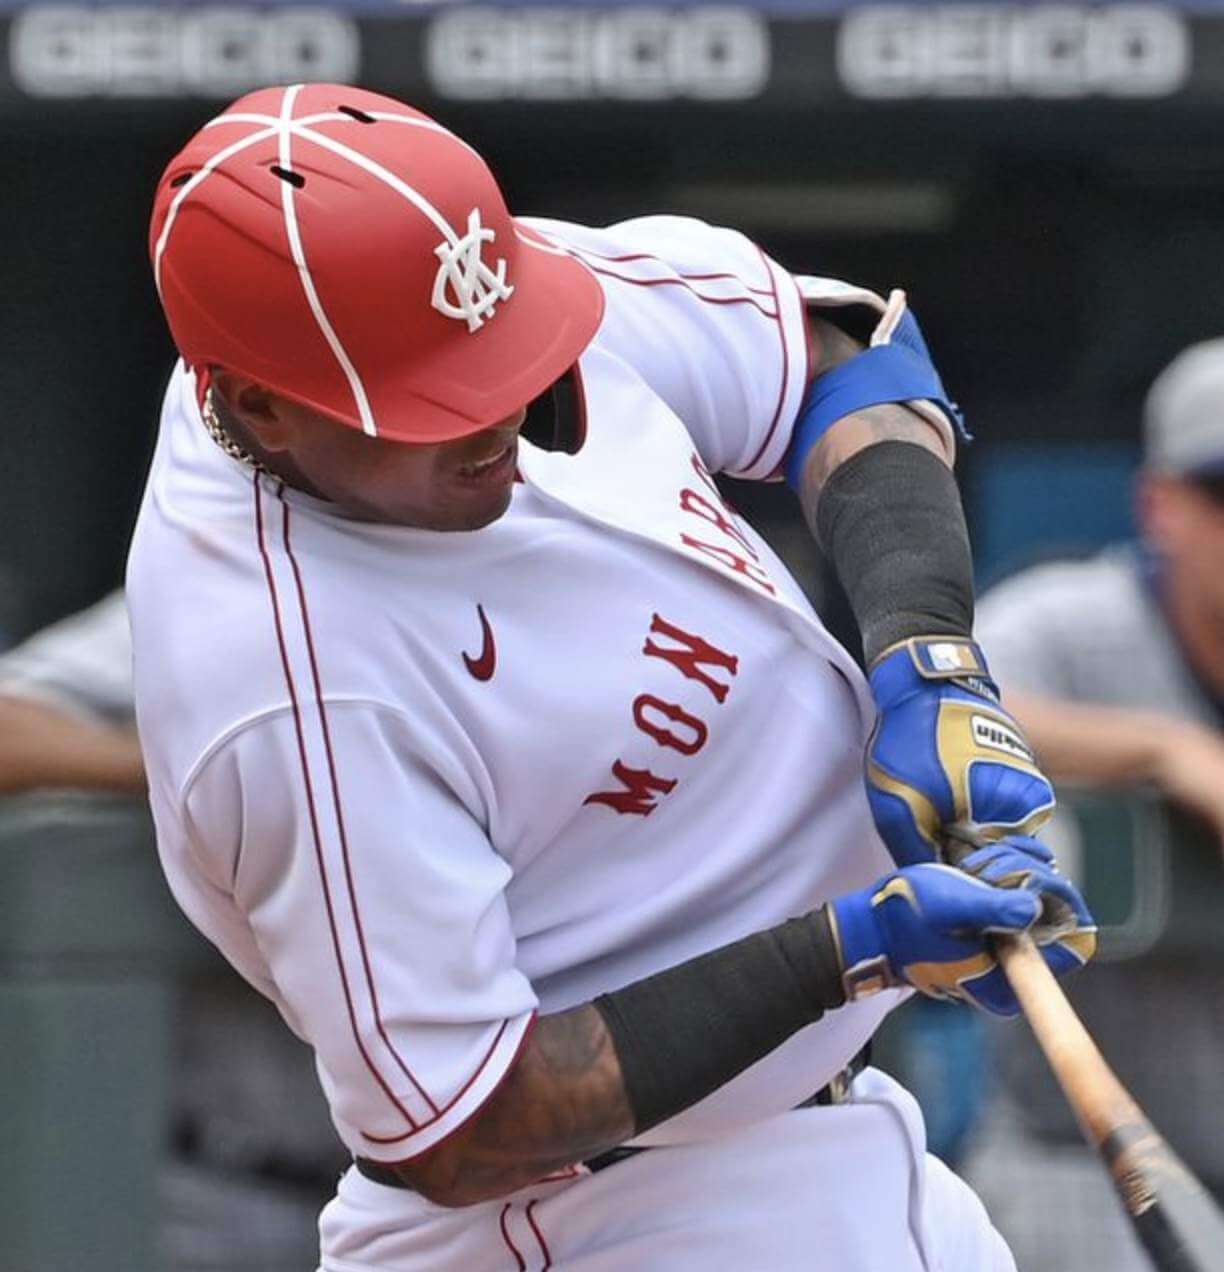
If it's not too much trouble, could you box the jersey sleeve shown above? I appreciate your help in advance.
[0,589,134,721]
[177,703,537,1164]
[523,215,824,480]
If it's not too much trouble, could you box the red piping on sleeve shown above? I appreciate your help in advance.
[279,492,441,1117]
[742,249,794,475]
[363,1011,539,1154]
[254,478,420,1134]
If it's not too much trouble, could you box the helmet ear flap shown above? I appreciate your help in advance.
[521,367,585,455]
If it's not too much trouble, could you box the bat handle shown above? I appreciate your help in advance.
[994,934,1144,1146]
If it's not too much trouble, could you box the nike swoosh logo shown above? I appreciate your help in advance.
[462,604,496,682]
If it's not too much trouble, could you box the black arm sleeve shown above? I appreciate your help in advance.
[815,441,974,665]
[594,908,844,1135]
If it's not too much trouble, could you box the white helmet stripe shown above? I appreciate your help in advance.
[276,86,379,438]
[152,124,278,298]
[290,122,461,247]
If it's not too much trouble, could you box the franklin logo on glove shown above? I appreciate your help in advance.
[866,635,1056,865]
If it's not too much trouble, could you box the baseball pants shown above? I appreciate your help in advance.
[315,1068,1015,1271]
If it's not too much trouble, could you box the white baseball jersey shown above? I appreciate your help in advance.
[127,215,1001,1270]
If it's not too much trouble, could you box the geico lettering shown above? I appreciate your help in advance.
[836,4,1188,100]
[10,6,359,98]
[425,7,770,102]
[632,694,709,756]
[679,487,759,558]
[583,760,678,817]
[642,613,739,705]
[679,534,776,595]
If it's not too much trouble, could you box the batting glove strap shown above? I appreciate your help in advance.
[866,636,1056,866]
[829,862,1041,1015]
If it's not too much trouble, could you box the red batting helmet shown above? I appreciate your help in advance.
[149,83,604,444]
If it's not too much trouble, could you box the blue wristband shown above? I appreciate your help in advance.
[784,310,965,491]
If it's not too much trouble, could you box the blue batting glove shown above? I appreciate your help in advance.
[866,636,1056,866]
[958,835,1097,980]
[829,860,1042,1015]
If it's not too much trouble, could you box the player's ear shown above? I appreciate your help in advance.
[1137,473,1184,554]
[212,370,297,452]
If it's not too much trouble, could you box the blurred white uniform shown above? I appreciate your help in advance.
[128,216,1012,1270]
[0,590,133,721]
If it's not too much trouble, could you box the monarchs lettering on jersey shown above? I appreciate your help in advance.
[584,613,739,816]
[632,695,709,756]
[680,535,777,595]
[677,452,777,596]
[679,487,759,559]
[642,613,739,705]
[583,761,679,817]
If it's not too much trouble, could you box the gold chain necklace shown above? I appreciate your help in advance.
[201,388,264,473]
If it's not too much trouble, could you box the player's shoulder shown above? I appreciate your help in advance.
[521,214,769,288]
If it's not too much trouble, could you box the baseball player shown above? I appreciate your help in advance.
[130,84,1095,1271]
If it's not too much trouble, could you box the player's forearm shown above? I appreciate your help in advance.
[1000,691,1197,788]
[390,1004,634,1206]
[391,910,846,1206]
[796,403,952,511]
[0,696,146,795]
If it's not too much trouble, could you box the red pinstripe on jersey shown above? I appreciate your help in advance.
[499,1204,528,1271]
[577,260,779,321]
[253,476,423,1134]
[526,1200,553,1270]
[258,478,537,1154]
[361,1014,537,1150]
[279,492,442,1117]
[561,244,775,297]
[743,249,802,475]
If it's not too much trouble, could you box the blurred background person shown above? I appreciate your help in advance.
[974,338,1224,844]
[963,338,1224,1270]
[0,590,143,796]
[0,588,347,1270]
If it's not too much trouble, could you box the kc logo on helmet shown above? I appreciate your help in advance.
[431,208,514,333]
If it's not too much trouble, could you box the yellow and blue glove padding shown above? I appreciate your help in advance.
[828,855,1044,1015]
[866,635,1056,866]
[958,835,1097,977]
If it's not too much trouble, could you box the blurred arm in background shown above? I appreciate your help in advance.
[0,589,144,795]
[990,692,1224,843]
[977,345,1224,848]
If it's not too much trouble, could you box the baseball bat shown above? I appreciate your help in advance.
[996,934,1224,1272]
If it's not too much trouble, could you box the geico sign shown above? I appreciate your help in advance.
[838,4,1189,99]
[426,7,770,101]
[10,5,359,98]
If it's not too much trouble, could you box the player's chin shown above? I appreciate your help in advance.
[419,483,515,533]
[456,488,514,531]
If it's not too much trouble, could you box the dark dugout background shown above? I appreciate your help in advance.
[3,0,1223,635]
